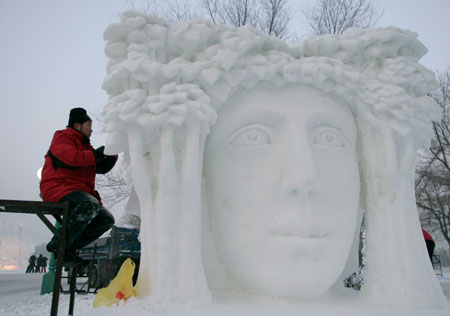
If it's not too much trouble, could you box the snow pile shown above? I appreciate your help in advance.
[0,272,449,316]
[99,10,449,314]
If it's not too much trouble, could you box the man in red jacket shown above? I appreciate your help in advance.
[41,108,117,262]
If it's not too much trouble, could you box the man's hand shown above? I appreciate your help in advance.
[94,146,106,160]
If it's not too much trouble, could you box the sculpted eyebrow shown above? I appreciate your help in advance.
[227,110,286,129]
[210,110,285,146]
[308,111,356,141]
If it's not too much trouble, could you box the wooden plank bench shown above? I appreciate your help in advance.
[0,199,75,316]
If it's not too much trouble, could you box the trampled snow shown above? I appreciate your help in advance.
[0,269,449,316]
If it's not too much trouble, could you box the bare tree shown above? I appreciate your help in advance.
[165,0,203,23]
[125,0,159,15]
[303,0,382,35]
[416,70,450,251]
[125,0,292,38]
[200,0,294,38]
[120,213,141,229]
[201,0,221,23]
[125,0,201,22]
[201,0,258,27]
[96,166,130,209]
[256,0,291,39]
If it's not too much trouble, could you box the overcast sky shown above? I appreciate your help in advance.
[1,0,449,248]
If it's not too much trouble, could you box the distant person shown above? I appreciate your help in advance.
[26,254,36,273]
[422,228,435,261]
[36,254,44,273]
[40,108,117,263]
[40,255,48,273]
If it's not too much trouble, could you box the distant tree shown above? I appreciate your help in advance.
[120,213,141,229]
[415,69,450,252]
[124,0,157,15]
[165,0,203,23]
[303,0,382,35]
[125,0,292,38]
[201,0,258,27]
[96,166,130,209]
[439,248,450,266]
[256,0,291,39]
[125,0,202,22]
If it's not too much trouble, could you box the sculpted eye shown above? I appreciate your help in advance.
[312,128,346,147]
[229,126,271,146]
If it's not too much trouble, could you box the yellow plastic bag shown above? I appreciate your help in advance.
[93,258,137,307]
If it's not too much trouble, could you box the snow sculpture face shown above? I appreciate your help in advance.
[204,84,360,298]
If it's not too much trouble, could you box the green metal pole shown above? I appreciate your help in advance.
[40,222,60,295]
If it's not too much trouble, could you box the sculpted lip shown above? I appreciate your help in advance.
[272,223,330,239]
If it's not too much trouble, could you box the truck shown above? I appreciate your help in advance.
[77,226,141,289]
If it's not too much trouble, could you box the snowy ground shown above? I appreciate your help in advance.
[1,268,450,316]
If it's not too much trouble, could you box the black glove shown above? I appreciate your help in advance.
[94,146,106,160]
[96,155,118,174]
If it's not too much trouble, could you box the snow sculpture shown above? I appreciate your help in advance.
[101,11,448,310]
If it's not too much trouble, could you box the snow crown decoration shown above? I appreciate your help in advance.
[102,11,439,153]
[101,11,448,309]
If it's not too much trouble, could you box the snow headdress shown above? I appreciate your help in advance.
[101,11,447,307]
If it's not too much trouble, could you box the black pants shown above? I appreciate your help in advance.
[50,191,115,252]
[425,239,435,261]
[26,264,35,273]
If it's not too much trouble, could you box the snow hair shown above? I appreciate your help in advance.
[101,11,439,155]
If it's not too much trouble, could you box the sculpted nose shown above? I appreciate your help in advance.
[284,178,322,200]
[281,143,323,201]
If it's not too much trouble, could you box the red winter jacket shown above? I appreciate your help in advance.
[40,127,117,203]
[422,228,434,242]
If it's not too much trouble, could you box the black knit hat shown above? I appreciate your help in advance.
[68,108,92,127]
